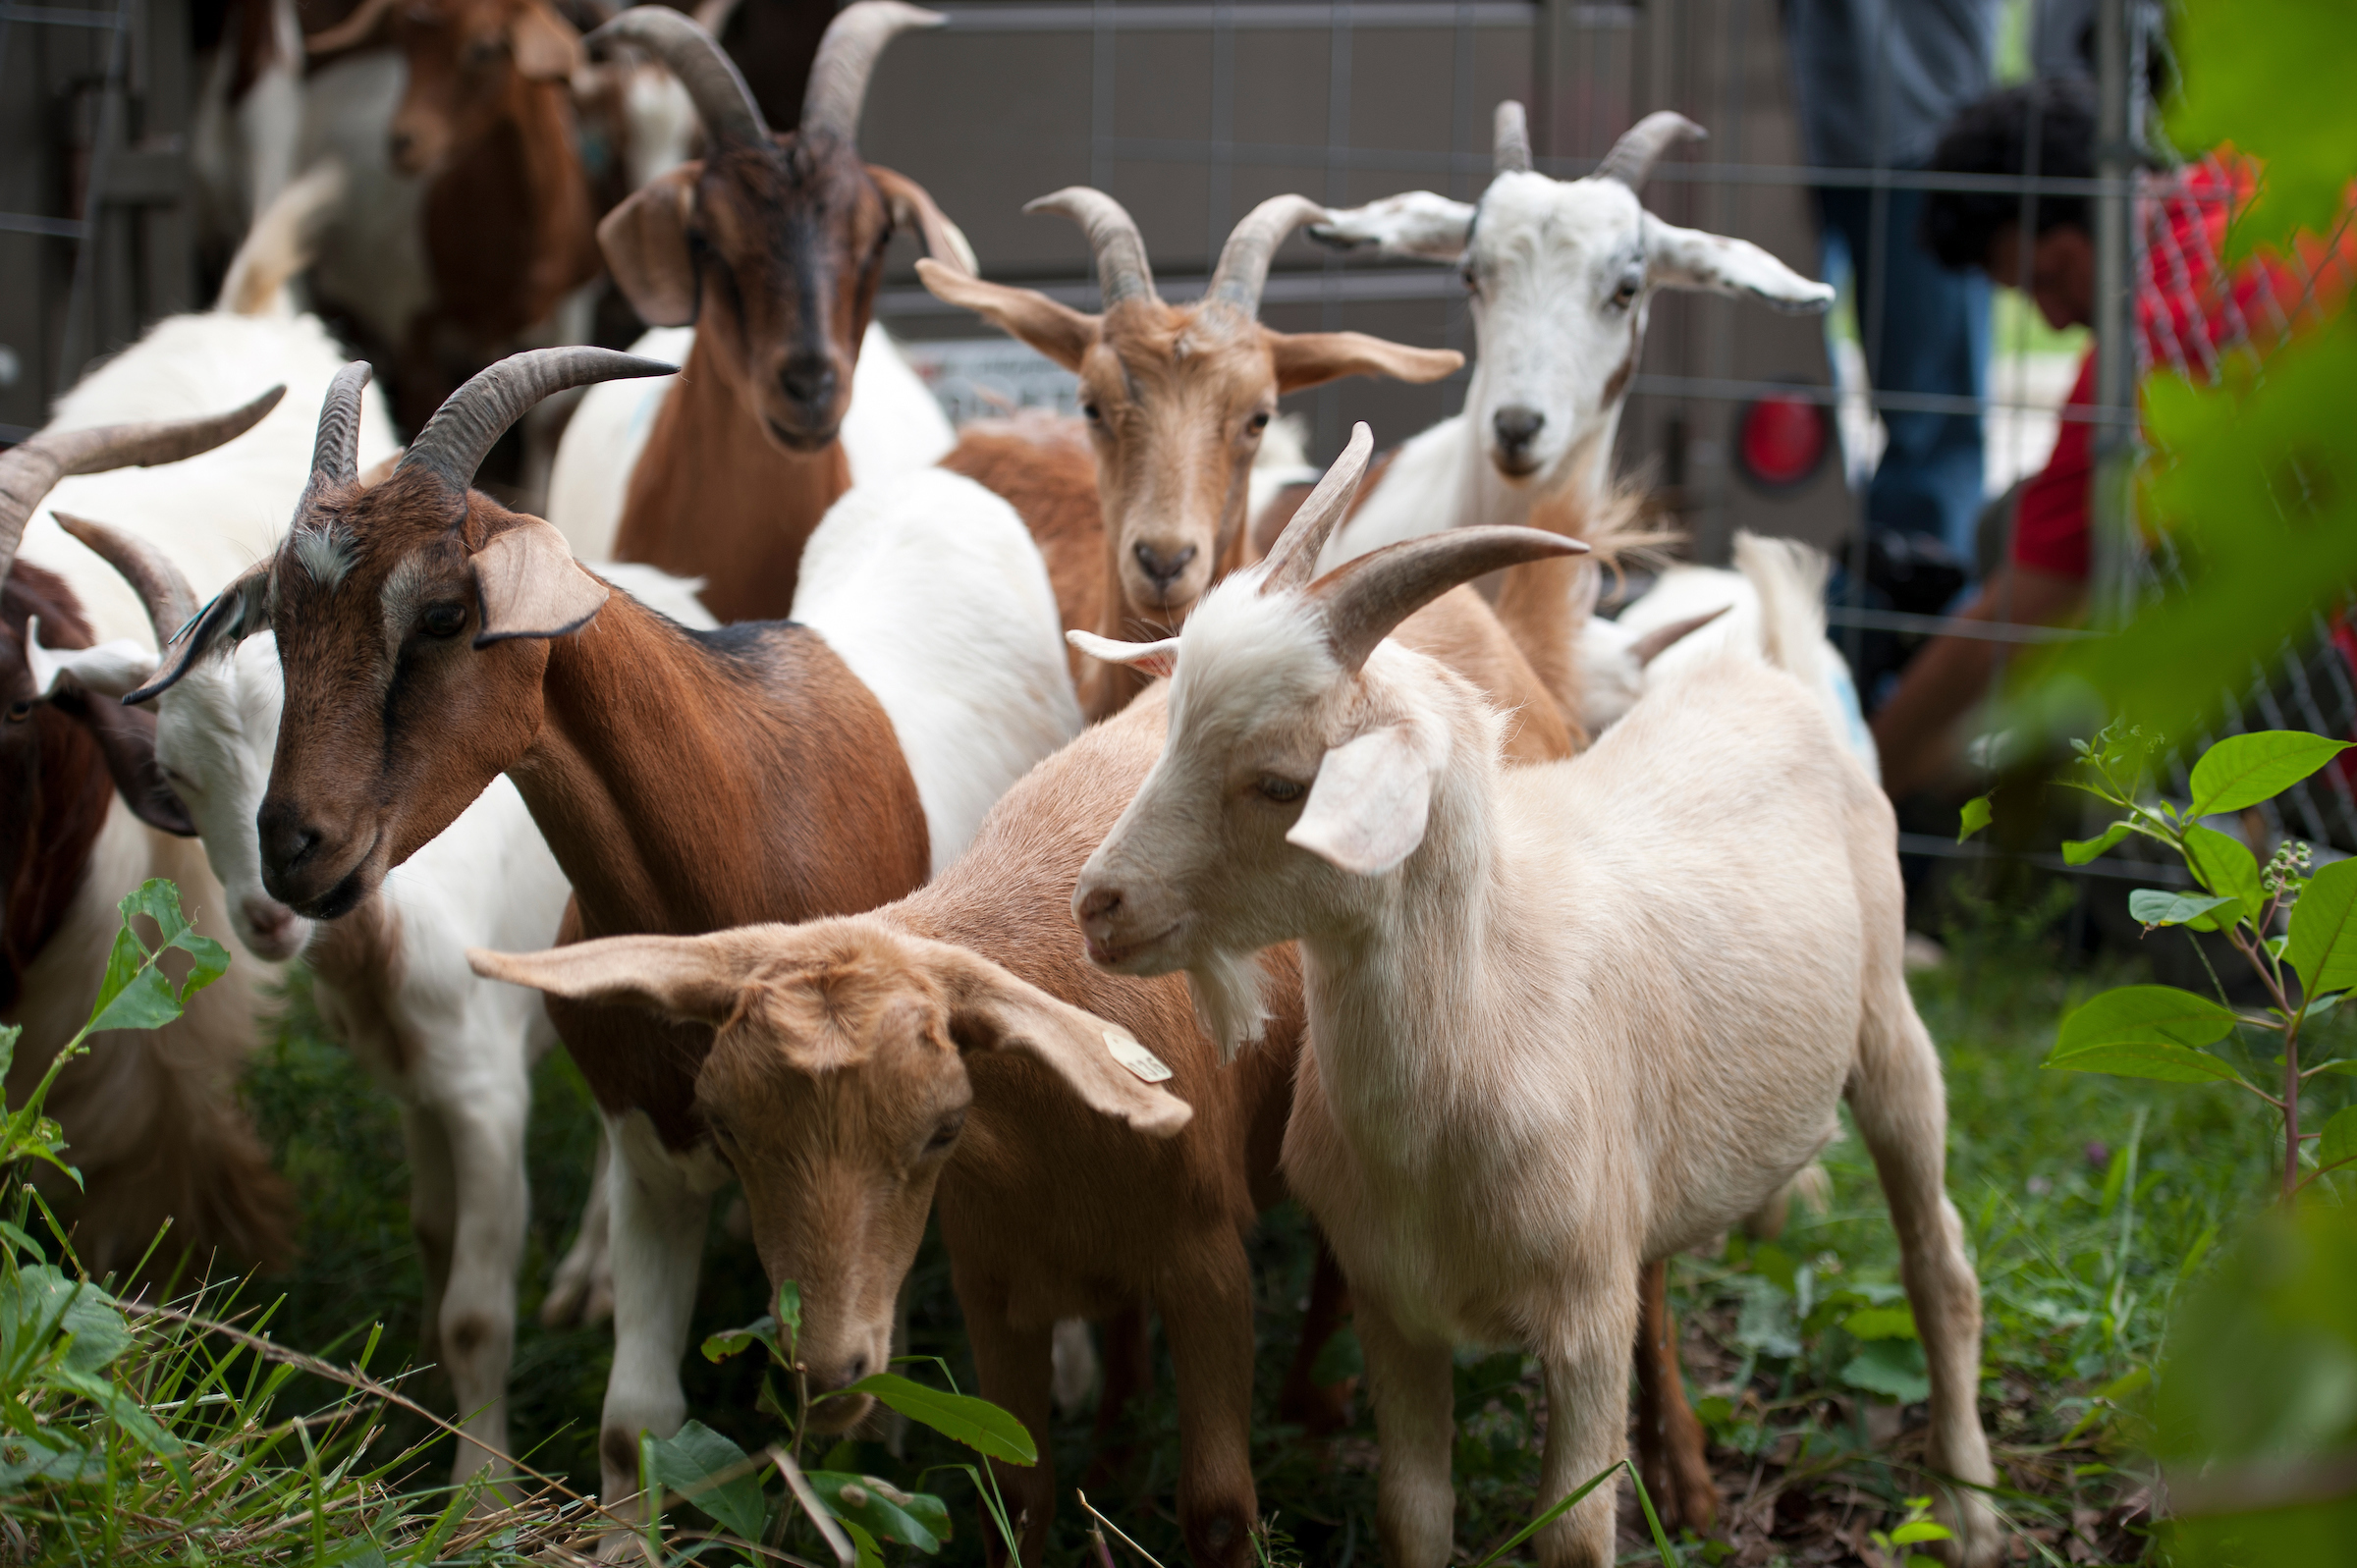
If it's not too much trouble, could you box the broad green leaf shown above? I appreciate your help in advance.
[84,965,182,1036]
[2289,860,2357,995]
[1891,1520,1955,1545]
[647,1419,766,1541]
[2062,822,2131,866]
[2047,1041,2248,1086]
[2191,732,2355,816]
[2184,826,2265,920]
[2127,889,2236,931]
[777,1278,802,1338]
[2318,1106,2357,1173]
[1841,1304,1917,1341]
[2058,986,2238,1052]
[839,1373,1037,1466]
[1956,795,1993,843]
[806,1470,948,1552]
[0,1265,132,1375]
[2302,992,2349,1027]
[701,1315,778,1365]
[0,1021,15,1082]
[2170,0,2357,251]
[83,881,232,1034]
[1840,1338,1930,1404]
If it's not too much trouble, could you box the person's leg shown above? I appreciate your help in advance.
[1859,184,1990,571]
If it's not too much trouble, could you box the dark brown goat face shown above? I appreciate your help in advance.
[466,919,1193,1426]
[250,470,581,919]
[383,0,581,177]
[603,135,892,452]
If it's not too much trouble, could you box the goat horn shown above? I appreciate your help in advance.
[398,349,676,497]
[52,512,200,646]
[1627,604,1729,668]
[801,0,943,144]
[1026,188,1155,307]
[301,360,373,513]
[1592,110,1705,190]
[589,5,767,144]
[1309,525,1588,675]
[1494,100,1533,175]
[1258,422,1375,594]
[1205,193,1326,318]
[0,386,284,584]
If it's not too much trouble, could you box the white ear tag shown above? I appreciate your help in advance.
[1104,1027,1173,1084]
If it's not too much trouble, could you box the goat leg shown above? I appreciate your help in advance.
[1275,1232,1354,1435]
[1083,1302,1153,1490]
[1156,1245,1260,1568]
[1632,1258,1717,1536]
[959,1278,1057,1566]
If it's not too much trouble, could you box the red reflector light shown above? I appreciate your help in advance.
[1736,393,1829,491]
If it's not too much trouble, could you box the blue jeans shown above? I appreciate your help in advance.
[1816,182,1991,574]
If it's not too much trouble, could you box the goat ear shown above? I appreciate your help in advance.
[933,944,1192,1140]
[868,165,978,276]
[468,929,775,1025]
[916,258,1097,372]
[305,0,397,58]
[1288,724,1439,876]
[1307,191,1477,261]
[1269,331,1462,394]
[24,618,157,701]
[123,562,269,705]
[1643,216,1834,314]
[1068,629,1178,680]
[473,519,608,646]
[1627,605,1730,668]
[510,0,582,80]
[600,165,701,329]
[42,682,196,836]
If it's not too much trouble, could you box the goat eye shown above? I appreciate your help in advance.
[1246,410,1271,436]
[924,1111,966,1154]
[6,699,31,723]
[1461,264,1480,297]
[421,602,467,638]
[1611,275,1641,307]
[1080,401,1103,425]
[1255,775,1306,804]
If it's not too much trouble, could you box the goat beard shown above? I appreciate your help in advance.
[1186,949,1270,1063]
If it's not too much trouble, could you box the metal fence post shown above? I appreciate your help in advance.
[2089,0,2139,628]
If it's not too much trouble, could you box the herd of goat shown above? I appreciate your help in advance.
[0,3,2002,1562]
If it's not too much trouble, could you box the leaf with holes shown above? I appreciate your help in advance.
[805,1471,949,1552]
[701,1315,778,1365]
[2191,731,2355,816]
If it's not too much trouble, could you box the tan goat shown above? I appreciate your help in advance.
[1070,428,2001,1568]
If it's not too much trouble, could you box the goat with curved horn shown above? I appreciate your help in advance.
[1205,193,1328,316]
[1024,188,1156,307]
[398,349,675,495]
[1494,100,1533,175]
[1258,422,1377,594]
[801,1,945,143]
[588,5,768,144]
[0,386,285,578]
[1592,109,1706,189]
[1310,523,1585,675]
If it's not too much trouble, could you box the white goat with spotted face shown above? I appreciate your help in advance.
[1069,429,2000,1568]
[1311,106,1835,559]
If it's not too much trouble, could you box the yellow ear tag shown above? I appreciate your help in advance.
[1105,1028,1173,1084]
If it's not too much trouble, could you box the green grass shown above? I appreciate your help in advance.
[13,868,2331,1564]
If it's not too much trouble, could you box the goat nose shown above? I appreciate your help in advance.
[1493,406,1546,453]
[779,357,837,409]
[805,1351,870,1396]
[257,800,321,875]
[1076,885,1123,930]
[1132,542,1198,594]
[388,130,414,162]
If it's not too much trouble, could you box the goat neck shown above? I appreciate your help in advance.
[610,324,853,623]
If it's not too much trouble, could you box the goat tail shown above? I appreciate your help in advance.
[216,158,348,318]
[1728,530,1832,680]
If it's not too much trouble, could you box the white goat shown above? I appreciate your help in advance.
[5,171,400,1276]
[545,322,957,568]
[1069,429,2000,1568]
[49,514,713,1483]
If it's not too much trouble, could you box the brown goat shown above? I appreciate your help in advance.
[308,0,603,434]
[132,349,941,1533]
[472,689,1296,1568]
[587,3,972,621]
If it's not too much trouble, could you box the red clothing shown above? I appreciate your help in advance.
[2008,156,2353,580]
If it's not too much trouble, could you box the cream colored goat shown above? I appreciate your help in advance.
[1069,428,2001,1568]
